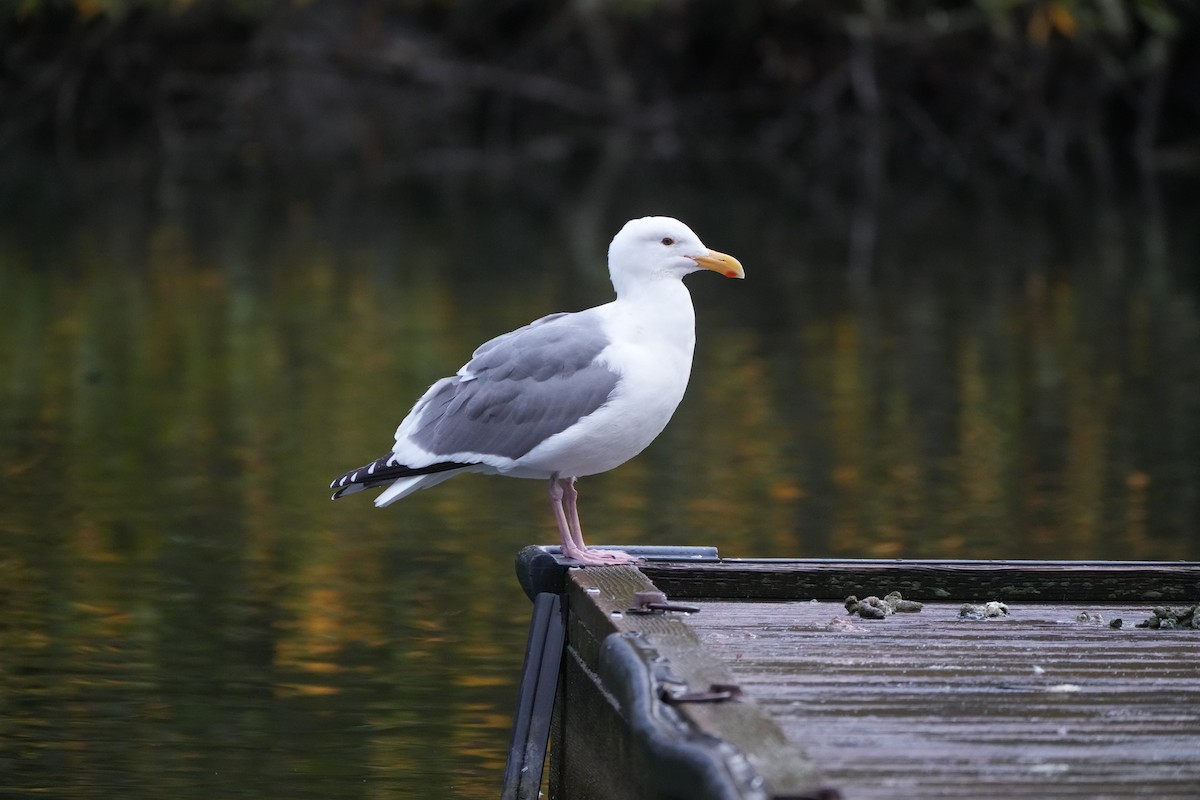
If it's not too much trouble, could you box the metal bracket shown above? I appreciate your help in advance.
[626,589,702,615]
[663,682,744,704]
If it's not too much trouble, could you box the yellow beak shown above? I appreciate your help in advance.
[690,249,745,279]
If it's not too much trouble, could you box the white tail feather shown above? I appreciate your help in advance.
[374,470,465,507]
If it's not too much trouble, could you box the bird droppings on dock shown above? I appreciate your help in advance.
[847,597,888,619]
[844,592,924,619]
[958,601,1009,620]
[887,592,924,613]
[1045,683,1083,693]
[825,617,866,632]
[1135,604,1200,629]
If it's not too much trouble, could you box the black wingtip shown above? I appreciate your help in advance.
[329,456,473,500]
[331,484,366,500]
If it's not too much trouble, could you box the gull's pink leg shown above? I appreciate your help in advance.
[547,477,586,561]
[560,478,587,551]
[561,477,640,565]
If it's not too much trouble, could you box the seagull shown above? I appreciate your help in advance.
[329,216,744,565]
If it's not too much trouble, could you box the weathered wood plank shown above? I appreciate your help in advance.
[530,558,1200,798]
[642,560,1200,602]
[555,567,833,799]
[686,598,1200,800]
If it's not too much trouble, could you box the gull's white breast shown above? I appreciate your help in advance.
[501,286,697,479]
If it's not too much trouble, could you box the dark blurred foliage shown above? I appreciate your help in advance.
[1,0,1197,185]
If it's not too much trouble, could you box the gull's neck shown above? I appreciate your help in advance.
[610,276,697,354]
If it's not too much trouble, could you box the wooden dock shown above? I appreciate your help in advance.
[509,549,1200,800]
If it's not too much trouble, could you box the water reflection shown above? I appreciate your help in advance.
[0,166,1197,797]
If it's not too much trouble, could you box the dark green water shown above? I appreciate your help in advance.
[1,163,1198,798]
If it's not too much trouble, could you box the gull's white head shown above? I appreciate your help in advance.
[607,216,744,295]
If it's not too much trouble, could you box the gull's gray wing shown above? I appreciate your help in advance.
[407,312,619,460]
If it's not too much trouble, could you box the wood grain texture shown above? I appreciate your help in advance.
[686,598,1200,800]
[544,561,1199,798]
[642,560,1200,602]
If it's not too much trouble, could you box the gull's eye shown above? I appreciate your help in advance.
[661,237,675,246]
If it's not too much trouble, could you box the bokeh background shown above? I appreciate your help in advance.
[2,1,1199,797]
